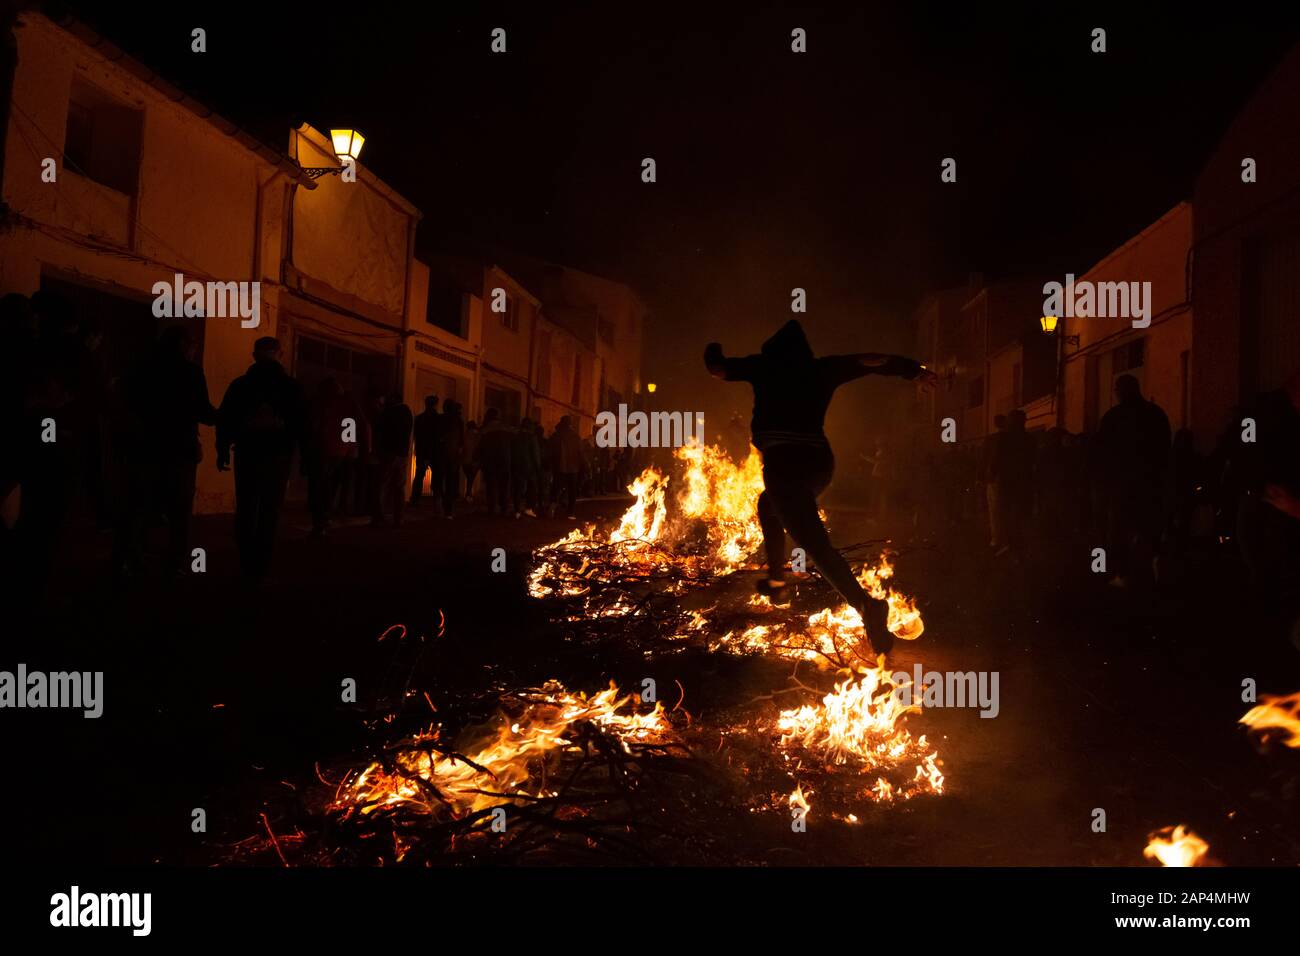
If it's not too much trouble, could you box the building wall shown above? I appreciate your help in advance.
[479,265,539,409]
[1,13,297,513]
[1,15,430,514]
[1192,44,1300,450]
[1060,203,1193,436]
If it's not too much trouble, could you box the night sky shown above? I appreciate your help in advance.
[49,2,1300,440]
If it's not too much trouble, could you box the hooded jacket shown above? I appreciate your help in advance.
[710,320,922,451]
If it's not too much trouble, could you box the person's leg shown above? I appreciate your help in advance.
[165,458,196,573]
[256,455,291,580]
[233,455,258,578]
[410,458,427,503]
[369,461,386,524]
[766,448,892,654]
[390,459,406,527]
[308,458,328,533]
[443,461,459,516]
[757,489,787,582]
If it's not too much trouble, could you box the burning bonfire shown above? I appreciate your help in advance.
[529,442,943,813]
[777,659,944,803]
[324,680,704,864]
[1144,825,1210,867]
[1239,690,1300,750]
[530,443,924,665]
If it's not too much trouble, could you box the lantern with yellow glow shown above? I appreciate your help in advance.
[330,129,366,164]
[647,383,657,394]
[1040,315,1059,334]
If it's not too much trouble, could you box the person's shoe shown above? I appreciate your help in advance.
[755,578,792,606]
[567,514,577,520]
[524,508,537,518]
[860,599,894,658]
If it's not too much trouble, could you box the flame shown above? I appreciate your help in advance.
[334,681,670,825]
[1240,690,1300,749]
[788,783,812,817]
[778,659,943,801]
[1143,825,1209,867]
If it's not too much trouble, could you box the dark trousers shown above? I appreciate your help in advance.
[555,472,578,515]
[371,456,407,525]
[233,452,291,581]
[308,456,344,532]
[440,460,461,515]
[114,454,196,573]
[463,464,480,502]
[1105,488,1159,582]
[484,465,511,515]
[757,443,874,613]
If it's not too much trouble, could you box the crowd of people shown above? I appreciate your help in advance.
[0,291,653,594]
[868,372,1300,618]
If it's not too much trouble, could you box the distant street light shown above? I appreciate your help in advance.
[647,382,657,394]
[302,128,366,179]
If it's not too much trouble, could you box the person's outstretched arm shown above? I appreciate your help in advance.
[823,353,937,387]
[704,342,761,382]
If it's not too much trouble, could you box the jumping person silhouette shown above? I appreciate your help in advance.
[705,320,936,656]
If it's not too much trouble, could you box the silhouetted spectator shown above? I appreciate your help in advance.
[478,408,513,516]
[306,377,352,536]
[371,391,413,527]
[511,416,542,517]
[463,420,481,504]
[1225,370,1300,609]
[12,291,79,594]
[409,395,441,508]
[114,326,215,578]
[1095,374,1171,588]
[979,415,1008,549]
[1035,427,1073,537]
[437,399,465,517]
[550,415,583,519]
[994,410,1035,556]
[704,319,935,656]
[216,337,306,584]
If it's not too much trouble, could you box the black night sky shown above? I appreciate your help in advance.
[49,2,1300,412]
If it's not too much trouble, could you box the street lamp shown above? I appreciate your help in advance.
[646,382,657,394]
[1040,315,1078,347]
[302,129,366,179]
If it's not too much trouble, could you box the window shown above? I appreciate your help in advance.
[1011,362,1022,408]
[484,385,521,425]
[598,317,615,346]
[572,354,584,407]
[63,78,143,195]
[499,293,519,332]
[426,284,464,336]
[1113,338,1145,372]
[966,375,984,409]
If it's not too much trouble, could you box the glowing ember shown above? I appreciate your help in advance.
[777,659,943,802]
[1143,825,1209,867]
[1239,690,1300,749]
[334,681,671,825]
